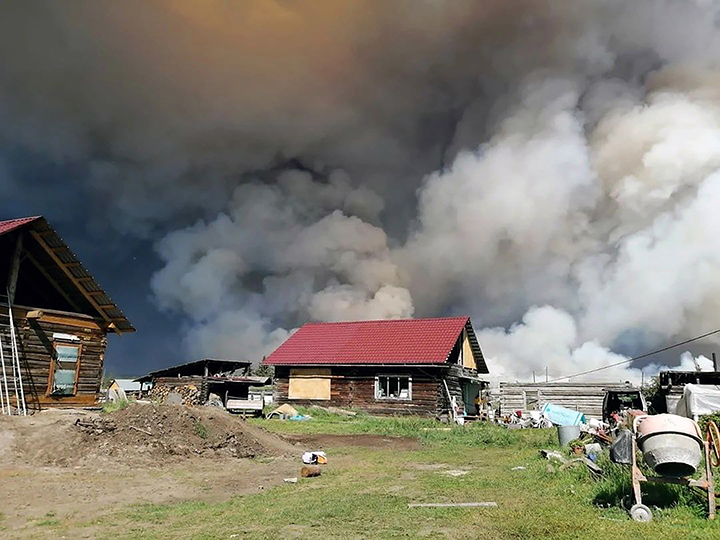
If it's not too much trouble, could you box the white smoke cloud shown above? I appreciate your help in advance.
[151,171,412,360]
[7,1,720,379]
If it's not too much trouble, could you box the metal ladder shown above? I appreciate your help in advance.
[0,294,26,415]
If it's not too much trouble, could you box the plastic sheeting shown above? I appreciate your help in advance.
[541,403,586,426]
[676,384,720,420]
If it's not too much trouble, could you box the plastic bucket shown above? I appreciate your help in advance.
[557,425,581,446]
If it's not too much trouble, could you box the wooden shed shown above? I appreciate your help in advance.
[136,358,270,411]
[263,317,489,417]
[0,216,134,411]
[496,381,638,419]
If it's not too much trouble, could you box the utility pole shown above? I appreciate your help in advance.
[545,366,548,383]
[714,352,719,372]
[532,370,536,383]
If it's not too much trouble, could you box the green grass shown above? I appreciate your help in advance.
[101,398,133,414]
[194,420,209,439]
[254,407,557,448]
[32,412,720,539]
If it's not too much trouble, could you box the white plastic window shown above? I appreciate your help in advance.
[375,375,411,400]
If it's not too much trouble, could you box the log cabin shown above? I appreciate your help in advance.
[0,216,134,410]
[263,317,489,417]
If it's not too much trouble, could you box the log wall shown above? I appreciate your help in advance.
[496,382,635,419]
[1,305,107,408]
[274,366,451,416]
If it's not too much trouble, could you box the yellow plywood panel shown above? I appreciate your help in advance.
[289,368,331,400]
[462,330,477,370]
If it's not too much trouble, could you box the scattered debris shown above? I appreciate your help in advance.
[583,443,602,460]
[540,449,569,465]
[266,404,299,419]
[610,429,633,465]
[511,466,526,471]
[408,502,498,508]
[73,418,116,434]
[302,451,327,464]
[560,457,603,476]
[283,477,298,483]
[442,470,470,477]
[301,465,322,478]
[129,425,153,436]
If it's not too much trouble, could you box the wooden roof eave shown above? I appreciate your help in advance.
[26,223,135,333]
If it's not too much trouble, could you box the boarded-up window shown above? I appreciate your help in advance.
[462,330,477,370]
[288,368,331,400]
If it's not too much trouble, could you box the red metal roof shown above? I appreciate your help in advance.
[264,317,471,365]
[0,216,41,236]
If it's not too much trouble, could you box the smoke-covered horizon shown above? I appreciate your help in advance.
[3,1,720,381]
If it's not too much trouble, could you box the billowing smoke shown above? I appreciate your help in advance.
[3,1,720,381]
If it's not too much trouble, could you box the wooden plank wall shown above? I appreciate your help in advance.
[497,382,633,418]
[274,366,442,416]
[3,307,107,408]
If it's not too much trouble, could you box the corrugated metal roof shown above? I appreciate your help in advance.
[0,216,41,236]
[135,358,251,381]
[0,215,134,332]
[264,317,486,367]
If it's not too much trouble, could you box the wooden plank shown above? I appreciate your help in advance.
[7,231,23,303]
[36,314,103,331]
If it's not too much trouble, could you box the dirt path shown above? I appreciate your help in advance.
[283,433,422,450]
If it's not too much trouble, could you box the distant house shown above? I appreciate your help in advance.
[108,378,152,399]
[136,358,270,412]
[0,216,134,411]
[263,317,489,417]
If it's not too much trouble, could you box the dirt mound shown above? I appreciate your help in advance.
[9,403,299,467]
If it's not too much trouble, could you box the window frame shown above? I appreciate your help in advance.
[46,340,82,397]
[374,374,412,401]
[523,390,540,411]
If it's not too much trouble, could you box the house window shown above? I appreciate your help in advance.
[523,390,539,410]
[375,375,411,400]
[49,341,81,396]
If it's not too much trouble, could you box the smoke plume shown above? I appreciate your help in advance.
[3,1,720,381]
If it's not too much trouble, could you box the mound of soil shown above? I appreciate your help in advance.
[9,403,299,467]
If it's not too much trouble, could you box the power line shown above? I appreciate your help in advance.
[548,326,720,383]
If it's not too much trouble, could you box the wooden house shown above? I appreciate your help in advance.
[263,317,489,417]
[0,216,134,410]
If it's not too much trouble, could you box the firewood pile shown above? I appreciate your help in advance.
[149,383,202,405]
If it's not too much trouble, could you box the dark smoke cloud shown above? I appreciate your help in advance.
[2,1,720,381]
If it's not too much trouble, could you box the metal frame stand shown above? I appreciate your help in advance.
[629,428,716,522]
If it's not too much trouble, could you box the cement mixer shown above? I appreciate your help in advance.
[627,414,719,522]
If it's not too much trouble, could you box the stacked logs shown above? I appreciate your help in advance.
[149,383,202,405]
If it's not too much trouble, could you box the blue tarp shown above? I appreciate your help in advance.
[541,403,586,426]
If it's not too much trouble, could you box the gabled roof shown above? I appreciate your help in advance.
[264,317,488,372]
[0,216,134,332]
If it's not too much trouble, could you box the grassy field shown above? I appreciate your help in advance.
[18,409,720,539]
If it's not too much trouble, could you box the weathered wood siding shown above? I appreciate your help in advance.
[274,366,444,416]
[1,306,107,408]
[496,382,634,419]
